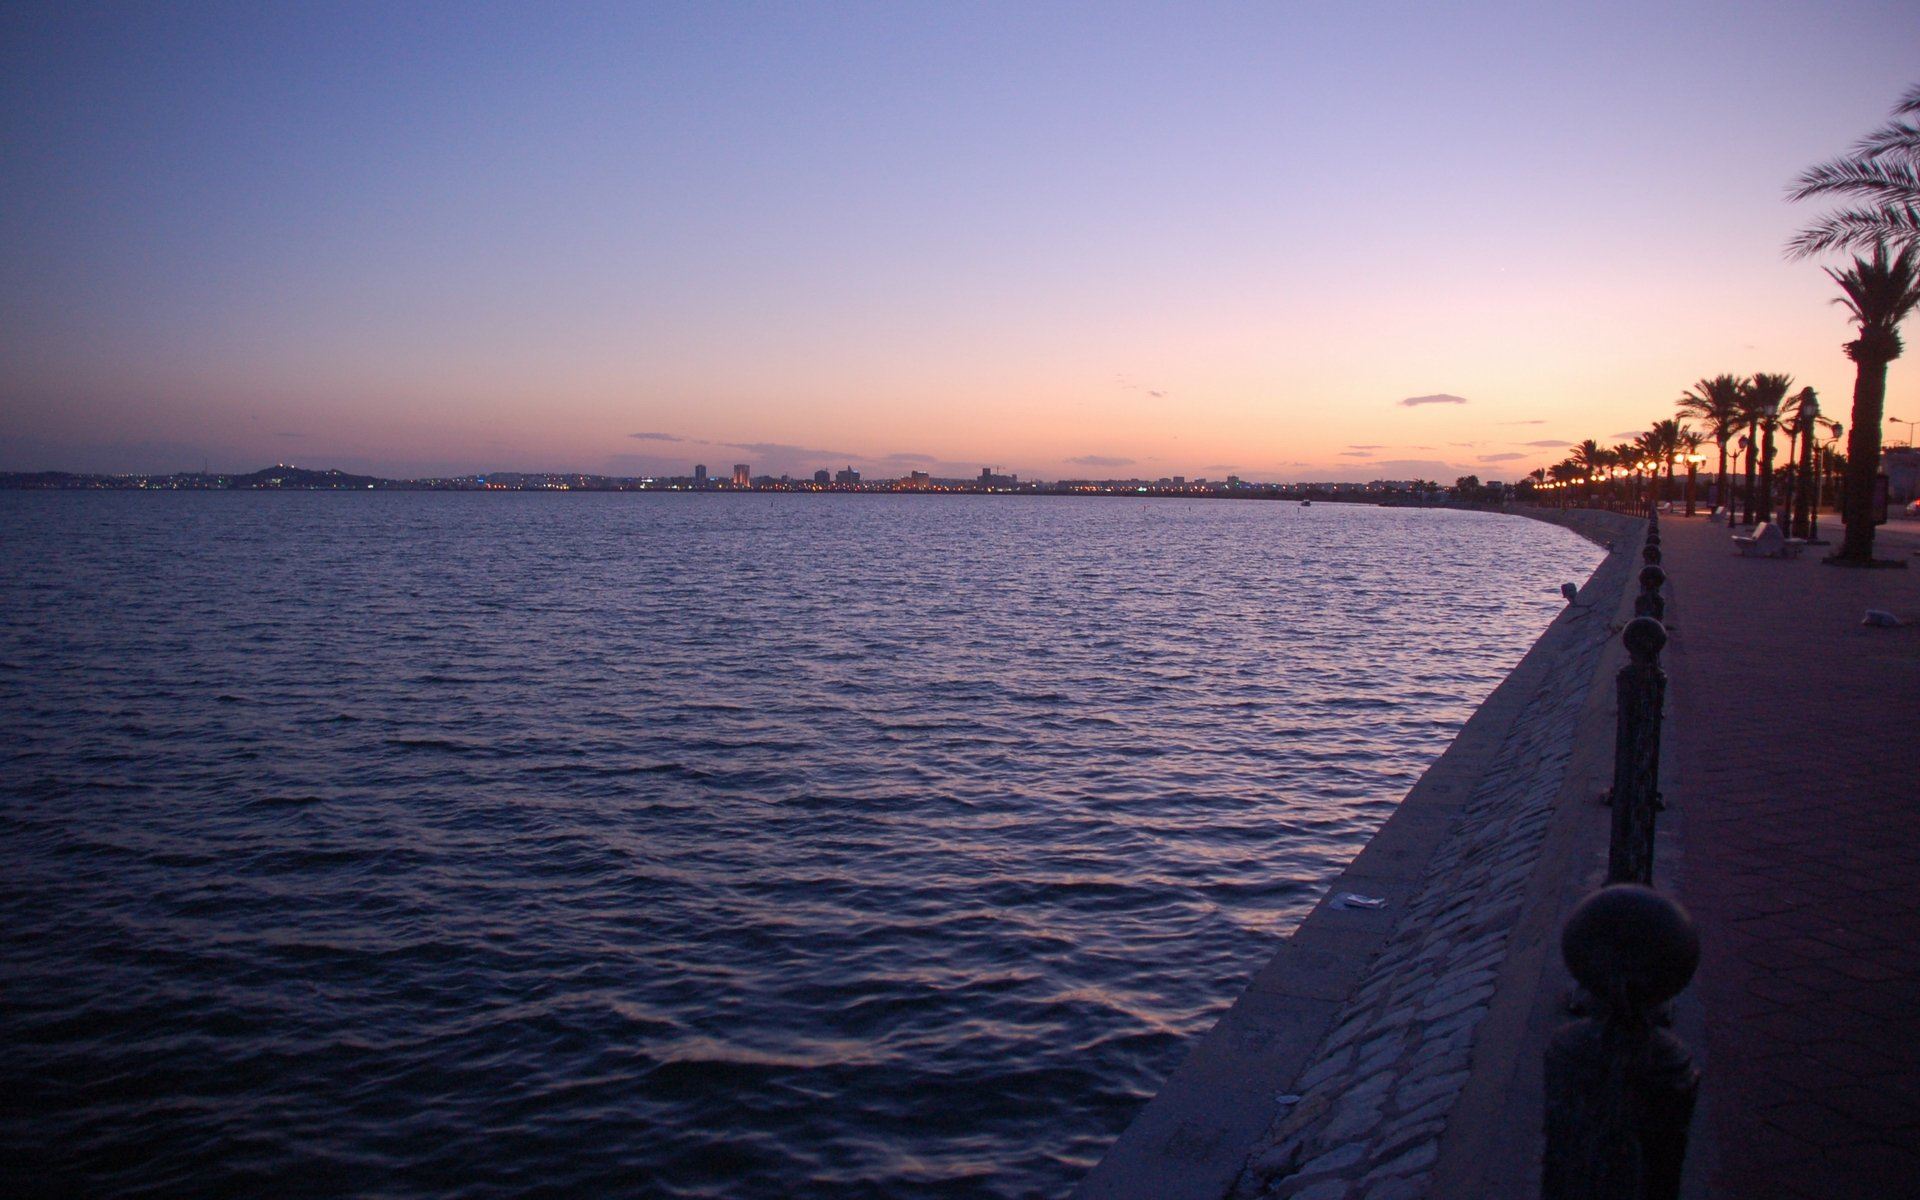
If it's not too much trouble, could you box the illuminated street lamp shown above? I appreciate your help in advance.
[1676,453,1708,516]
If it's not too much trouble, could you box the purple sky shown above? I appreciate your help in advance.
[4,1,1918,481]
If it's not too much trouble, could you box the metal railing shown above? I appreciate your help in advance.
[1543,512,1699,1199]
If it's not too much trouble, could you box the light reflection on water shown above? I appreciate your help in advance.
[0,492,1599,1198]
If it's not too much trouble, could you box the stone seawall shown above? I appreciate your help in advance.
[1078,508,1646,1200]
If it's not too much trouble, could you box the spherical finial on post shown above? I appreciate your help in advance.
[1641,542,1662,564]
[1562,885,1700,1016]
[1621,616,1666,663]
[1639,564,1666,592]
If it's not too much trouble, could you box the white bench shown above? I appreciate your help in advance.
[1732,522,1805,558]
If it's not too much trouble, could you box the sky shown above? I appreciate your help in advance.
[4,1,1918,483]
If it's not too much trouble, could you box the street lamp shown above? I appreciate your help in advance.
[1676,453,1707,516]
[1891,415,1917,448]
[1810,422,1843,543]
[1756,395,1784,527]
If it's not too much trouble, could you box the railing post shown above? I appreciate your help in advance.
[1633,564,1665,621]
[1543,885,1700,1200]
[1607,617,1666,886]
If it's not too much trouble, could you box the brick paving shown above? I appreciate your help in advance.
[1660,513,1920,1199]
[1081,510,1920,1200]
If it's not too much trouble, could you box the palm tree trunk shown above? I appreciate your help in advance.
[1839,358,1890,561]
[1715,440,1729,516]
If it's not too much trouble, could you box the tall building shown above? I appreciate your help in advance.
[813,469,831,485]
[732,464,751,487]
[835,466,860,485]
[694,464,707,483]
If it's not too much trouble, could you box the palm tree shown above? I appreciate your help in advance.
[1640,419,1683,506]
[1549,459,1581,507]
[1570,439,1607,505]
[1742,373,1794,526]
[1679,428,1706,515]
[1677,374,1744,515]
[1781,388,1822,537]
[1787,83,1920,259]
[1827,243,1920,562]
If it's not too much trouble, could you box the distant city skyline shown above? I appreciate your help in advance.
[4,3,1917,483]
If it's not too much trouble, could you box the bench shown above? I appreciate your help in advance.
[1732,522,1806,558]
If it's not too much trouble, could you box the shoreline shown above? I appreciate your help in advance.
[1077,507,1646,1199]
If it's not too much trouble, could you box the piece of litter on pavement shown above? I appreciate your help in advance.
[1274,1094,1301,1106]
[1862,609,1901,627]
[1333,892,1387,909]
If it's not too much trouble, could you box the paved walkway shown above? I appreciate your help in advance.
[1661,513,1920,1198]
[1079,509,1920,1200]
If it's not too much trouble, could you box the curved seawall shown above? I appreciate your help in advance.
[1078,508,1646,1200]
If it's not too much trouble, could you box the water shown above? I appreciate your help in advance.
[0,492,1599,1198]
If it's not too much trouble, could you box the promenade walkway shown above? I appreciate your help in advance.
[1659,512,1920,1198]
[1080,507,1919,1200]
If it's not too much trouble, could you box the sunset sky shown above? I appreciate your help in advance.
[4,1,1918,482]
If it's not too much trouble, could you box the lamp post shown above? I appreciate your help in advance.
[1811,423,1843,544]
[1736,434,1752,525]
[1677,453,1706,516]
[1791,393,1821,538]
[1756,394,1783,527]
[1891,415,1917,448]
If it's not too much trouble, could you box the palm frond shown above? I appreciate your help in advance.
[1788,159,1920,203]
[1824,243,1920,333]
[1850,121,1920,162]
[1787,206,1920,258]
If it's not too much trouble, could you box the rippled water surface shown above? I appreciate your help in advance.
[0,492,1599,1198]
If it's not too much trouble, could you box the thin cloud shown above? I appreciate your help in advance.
[1348,444,1385,450]
[1069,454,1136,467]
[1339,451,1376,458]
[724,441,856,459]
[1501,419,1548,425]
[1147,390,1165,399]
[1478,452,1526,462]
[629,431,683,442]
[1524,439,1572,448]
[1399,393,1469,407]
[881,451,940,463]
[1609,430,1644,440]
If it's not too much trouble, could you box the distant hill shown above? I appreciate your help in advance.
[231,465,384,489]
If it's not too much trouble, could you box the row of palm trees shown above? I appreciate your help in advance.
[1788,82,1920,563]
[1533,265,1907,551]
[1529,82,1920,563]
[1527,373,1839,537]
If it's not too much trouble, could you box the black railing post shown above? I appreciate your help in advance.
[1607,617,1666,886]
[1633,564,1665,622]
[1543,885,1700,1200]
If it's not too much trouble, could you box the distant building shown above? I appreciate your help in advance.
[732,464,751,487]
[978,467,1018,487]
[835,466,861,485]
[694,464,707,483]
[906,470,931,489]
[1886,446,1919,502]
[814,468,831,485]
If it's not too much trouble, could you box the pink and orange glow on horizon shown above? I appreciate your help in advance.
[3,4,1917,482]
